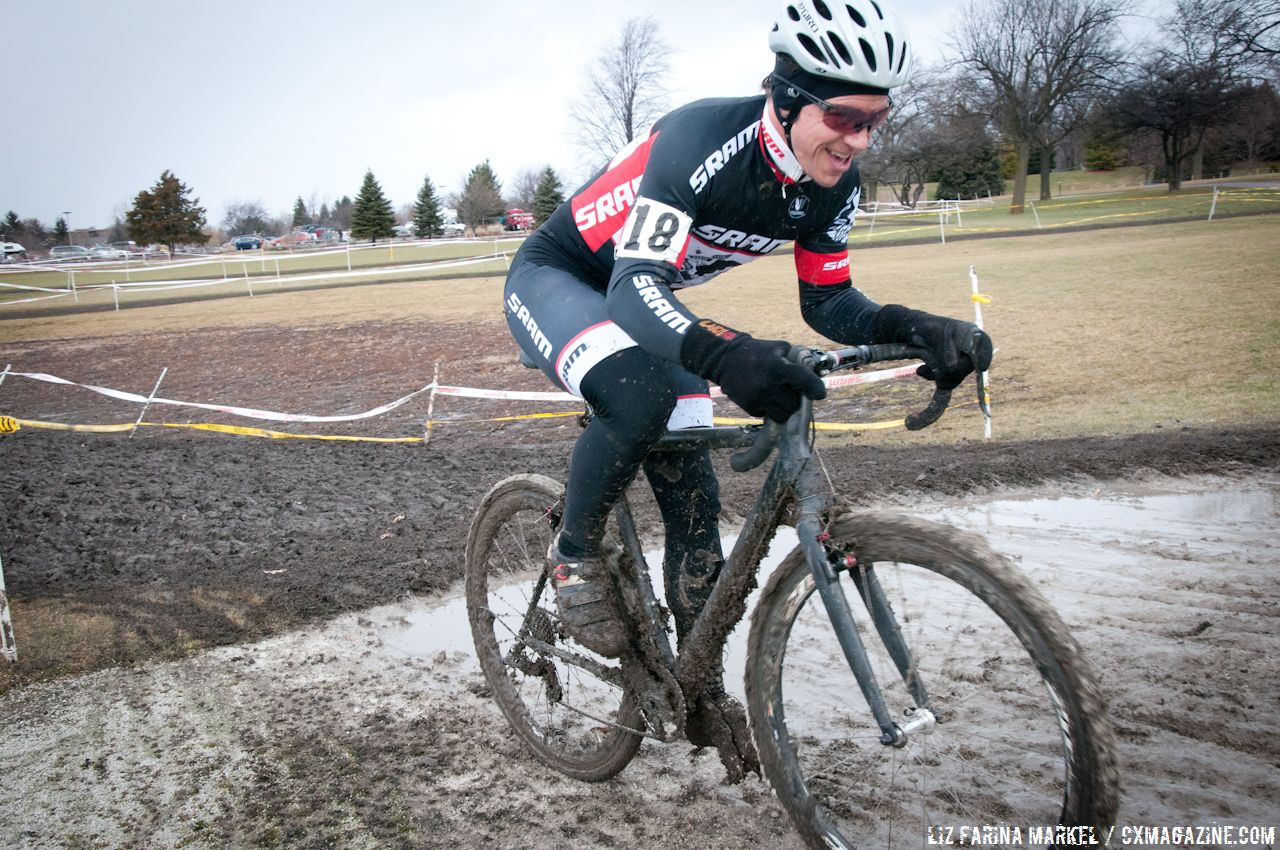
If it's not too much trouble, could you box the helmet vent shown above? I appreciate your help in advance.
[829,32,854,65]
[798,33,827,63]
[845,4,867,28]
[897,42,908,73]
[869,0,884,20]
[787,5,801,21]
[885,32,895,61]
[813,0,833,19]
[858,37,878,72]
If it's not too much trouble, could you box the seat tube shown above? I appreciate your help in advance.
[797,515,902,746]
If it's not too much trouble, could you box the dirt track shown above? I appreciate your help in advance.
[1,320,1278,848]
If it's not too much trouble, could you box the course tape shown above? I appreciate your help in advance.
[3,412,913,439]
[5,371,438,422]
[5,361,921,419]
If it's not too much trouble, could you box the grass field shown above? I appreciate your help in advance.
[2,215,1277,445]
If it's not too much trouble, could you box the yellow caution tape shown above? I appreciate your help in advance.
[0,415,20,433]
[711,416,906,431]
[971,293,992,304]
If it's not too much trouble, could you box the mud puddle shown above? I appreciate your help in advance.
[370,473,1278,698]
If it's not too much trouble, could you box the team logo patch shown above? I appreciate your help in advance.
[788,195,810,219]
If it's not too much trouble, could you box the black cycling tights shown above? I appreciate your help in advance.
[559,347,725,639]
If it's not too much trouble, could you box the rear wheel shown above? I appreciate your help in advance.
[746,512,1119,849]
[465,474,643,781]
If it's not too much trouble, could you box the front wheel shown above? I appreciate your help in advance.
[465,474,643,782]
[746,512,1119,849]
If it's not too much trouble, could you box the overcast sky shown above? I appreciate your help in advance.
[6,0,1171,234]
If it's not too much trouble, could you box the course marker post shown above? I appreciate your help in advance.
[0,552,15,663]
[423,361,441,445]
[1208,186,1220,221]
[131,367,168,439]
[969,265,993,440]
[1029,201,1042,228]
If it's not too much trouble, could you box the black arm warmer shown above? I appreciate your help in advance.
[797,280,881,344]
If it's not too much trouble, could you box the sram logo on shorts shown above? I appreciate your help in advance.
[505,292,552,359]
[615,198,692,266]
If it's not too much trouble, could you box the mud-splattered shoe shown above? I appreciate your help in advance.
[547,538,625,658]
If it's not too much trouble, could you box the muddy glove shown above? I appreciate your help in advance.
[875,304,993,391]
[680,319,826,422]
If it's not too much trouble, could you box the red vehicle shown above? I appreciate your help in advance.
[504,208,534,231]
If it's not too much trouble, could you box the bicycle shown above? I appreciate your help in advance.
[465,344,1120,849]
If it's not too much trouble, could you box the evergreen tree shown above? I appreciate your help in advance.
[318,202,331,226]
[1,211,19,240]
[411,176,444,238]
[332,196,354,231]
[52,217,69,244]
[292,196,311,227]
[350,170,396,242]
[455,160,505,233]
[933,142,1006,200]
[530,167,565,227]
[125,170,208,254]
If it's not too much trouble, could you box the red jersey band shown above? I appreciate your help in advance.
[794,245,852,286]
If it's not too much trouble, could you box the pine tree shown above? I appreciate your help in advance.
[1,211,20,240]
[318,202,331,226]
[350,171,396,242]
[125,170,208,254]
[412,176,444,238]
[292,197,311,228]
[332,196,354,231]
[455,160,505,233]
[531,167,565,228]
[52,217,70,245]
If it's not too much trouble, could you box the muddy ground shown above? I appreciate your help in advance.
[0,319,1278,849]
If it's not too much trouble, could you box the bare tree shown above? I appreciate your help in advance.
[949,0,1131,212]
[1107,0,1262,189]
[571,16,673,163]
[507,167,543,210]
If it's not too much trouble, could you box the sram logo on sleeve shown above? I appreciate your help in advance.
[615,198,692,266]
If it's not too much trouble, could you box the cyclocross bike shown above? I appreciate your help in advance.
[465,344,1119,849]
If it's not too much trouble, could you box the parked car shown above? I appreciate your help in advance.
[49,245,92,262]
[441,221,466,237]
[231,235,264,250]
[91,245,130,260]
[1,242,25,262]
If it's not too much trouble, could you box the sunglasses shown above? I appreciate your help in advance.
[776,75,893,135]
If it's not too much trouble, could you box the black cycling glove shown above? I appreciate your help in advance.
[875,304,993,391]
[680,320,827,422]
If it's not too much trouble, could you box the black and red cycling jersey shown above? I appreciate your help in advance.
[518,93,881,363]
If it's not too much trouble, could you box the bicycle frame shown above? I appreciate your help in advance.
[607,344,949,748]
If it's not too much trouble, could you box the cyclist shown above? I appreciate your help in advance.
[504,0,992,664]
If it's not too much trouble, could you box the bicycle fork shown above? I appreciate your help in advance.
[795,479,934,749]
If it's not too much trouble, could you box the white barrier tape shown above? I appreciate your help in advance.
[0,290,74,305]
[432,361,921,401]
[6,371,436,423]
[5,360,920,424]
[74,252,511,294]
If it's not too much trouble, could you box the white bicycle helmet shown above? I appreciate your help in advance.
[769,0,913,89]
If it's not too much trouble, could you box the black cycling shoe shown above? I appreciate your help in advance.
[547,538,626,658]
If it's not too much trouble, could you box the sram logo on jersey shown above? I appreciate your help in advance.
[689,122,760,195]
[630,273,693,333]
[692,224,787,255]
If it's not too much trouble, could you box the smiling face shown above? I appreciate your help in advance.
[781,93,890,188]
